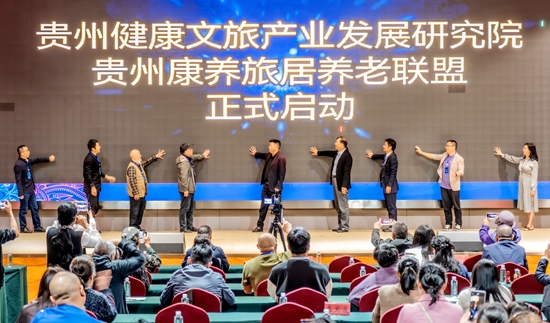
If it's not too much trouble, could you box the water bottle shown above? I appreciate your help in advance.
[181,293,189,303]
[360,266,366,277]
[173,310,183,323]
[323,308,331,319]
[514,268,521,281]
[7,252,12,267]
[450,276,458,297]
[124,277,131,299]
[349,257,354,266]
[316,252,322,263]
[279,292,287,304]
[499,265,506,284]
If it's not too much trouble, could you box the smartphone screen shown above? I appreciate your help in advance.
[380,218,392,225]
[76,201,89,212]
[486,212,498,219]
[139,230,146,241]
[469,290,486,320]
[0,201,5,209]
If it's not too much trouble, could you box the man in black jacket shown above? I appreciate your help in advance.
[371,219,412,255]
[83,139,116,215]
[13,145,55,233]
[310,136,353,233]
[249,139,286,233]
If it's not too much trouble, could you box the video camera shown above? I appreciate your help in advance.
[265,191,286,251]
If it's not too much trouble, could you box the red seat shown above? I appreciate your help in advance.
[443,273,471,295]
[350,274,370,293]
[155,303,210,323]
[511,274,544,294]
[211,266,226,281]
[128,276,146,296]
[153,267,159,273]
[86,310,98,319]
[341,263,377,283]
[328,255,363,273]
[261,302,315,323]
[501,262,529,277]
[380,304,405,323]
[146,269,152,285]
[359,288,380,312]
[256,279,269,296]
[463,254,482,272]
[286,287,328,312]
[172,288,221,312]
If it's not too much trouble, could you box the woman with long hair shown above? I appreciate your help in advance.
[431,235,469,279]
[459,303,509,323]
[404,224,435,265]
[397,263,462,323]
[46,203,83,270]
[15,266,64,323]
[372,257,421,323]
[494,143,539,230]
[457,259,513,312]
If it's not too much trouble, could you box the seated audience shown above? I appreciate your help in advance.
[534,243,550,286]
[481,225,528,270]
[30,272,101,323]
[457,259,513,312]
[242,221,293,295]
[16,267,63,323]
[372,256,421,323]
[160,240,235,309]
[268,227,332,301]
[92,240,145,314]
[72,207,102,249]
[120,227,162,290]
[479,210,521,246]
[70,256,117,323]
[349,243,400,307]
[1,201,19,290]
[46,203,83,270]
[403,224,435,265]
[459,303,509,323]
[508,312,543,323]
[543,285,550,321]
[397,263,462,323]
[431,235,470,280]
[371,219,413,255]
[181,225,229,272]
[507,301,542,320]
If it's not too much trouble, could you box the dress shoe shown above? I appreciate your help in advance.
[183,228,194,233]
[381,228,392,232]
[179,228,186,233]
[187,227,198,232]
[332,228,341,232]
[21,227,32,233]
[34,227,45,233]
[252,227,263,233]
[336,229,349,233]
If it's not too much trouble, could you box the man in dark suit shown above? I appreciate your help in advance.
[366,138,399,225]
[83,139,116,215]
[249,139,286,233]
[310,136,353,233]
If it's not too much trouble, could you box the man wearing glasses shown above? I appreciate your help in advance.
[415,140,465,230]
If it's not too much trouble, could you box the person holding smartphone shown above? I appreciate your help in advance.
[479,210,521,246]
[0,201,20,289]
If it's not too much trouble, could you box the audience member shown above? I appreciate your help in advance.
[160,241,235,309]
[181,225,229,272]
[92,240,145,314]
[30,272,101,323]
[46,203,83,270]
[242,221,293,295]
[396,263,462,323]
[371,219,412,255]
[481,225,528,270]
[457,259,513,312]
[431,235,470,279]
[0,201,19,289]
[534,243,550,286]
[540,285,550,323]
[372,256,421,323]
[16,267,63,323]
[349,243,400,307]
[267,227,332,301]
[459,303,509,323]
[508,312,543,323]
[479,211,521,246]
[403,224,435,265]
[70,256,117,323]
[72,207,102,248]
[507,301,541,320]
[120,227,162,290]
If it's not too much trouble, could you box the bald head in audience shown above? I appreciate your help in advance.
[49,272,87,308]
[496,224,514,241]
[257,233,278,253]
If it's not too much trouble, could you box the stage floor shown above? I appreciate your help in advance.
[3,228,548,257]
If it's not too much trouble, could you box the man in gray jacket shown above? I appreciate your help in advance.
[177,143,210,233]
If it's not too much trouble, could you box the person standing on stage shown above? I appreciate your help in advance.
[14,145,55,233]
[415,140,464,230]
[494,143,539,230]
[83,139,116,216]
[177,143,210,233]
[366,138,399,225]
[249,139,286,233]
[310,136,353,233]
[126,149,165,229]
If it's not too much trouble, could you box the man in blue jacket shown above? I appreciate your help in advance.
[481,224,528,270]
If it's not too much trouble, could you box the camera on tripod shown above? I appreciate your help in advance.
[265,191,287,251]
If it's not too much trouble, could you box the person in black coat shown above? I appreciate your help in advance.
[249,139,286,232]
[83,139,116,215]
[310,136,353,233]
[366,138,399,224]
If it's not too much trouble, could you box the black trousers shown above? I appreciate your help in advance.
[441,187,462,226]
[257,183,277,228]
[84,186,100,215]
[129,197,146,229]
[384,192,397,220]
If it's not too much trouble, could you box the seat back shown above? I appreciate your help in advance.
[286,287,328,313]
[171,288,222,312]
[350,274,370,293]
[328,255,363,273]
[86,310,98,319]
[256,279,269,296]
[463,254,482,272]
[128,275,146,296]
[261,302,315,323]
[443,272,471,295]
[511,274,545,294]
[380,304,405,323]
[155,303,210,323]
[211,266,227,281]
[341,263,377,283]
[146,269,152,285]
[359,288,380,312]
[501,262,529,277]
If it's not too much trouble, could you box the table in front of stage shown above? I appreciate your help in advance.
[0,266,28,323]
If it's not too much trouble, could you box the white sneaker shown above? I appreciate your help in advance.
[444,225,451,230]
[455,225,461,231]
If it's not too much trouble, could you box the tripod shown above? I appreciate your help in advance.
[268,205,287,252]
